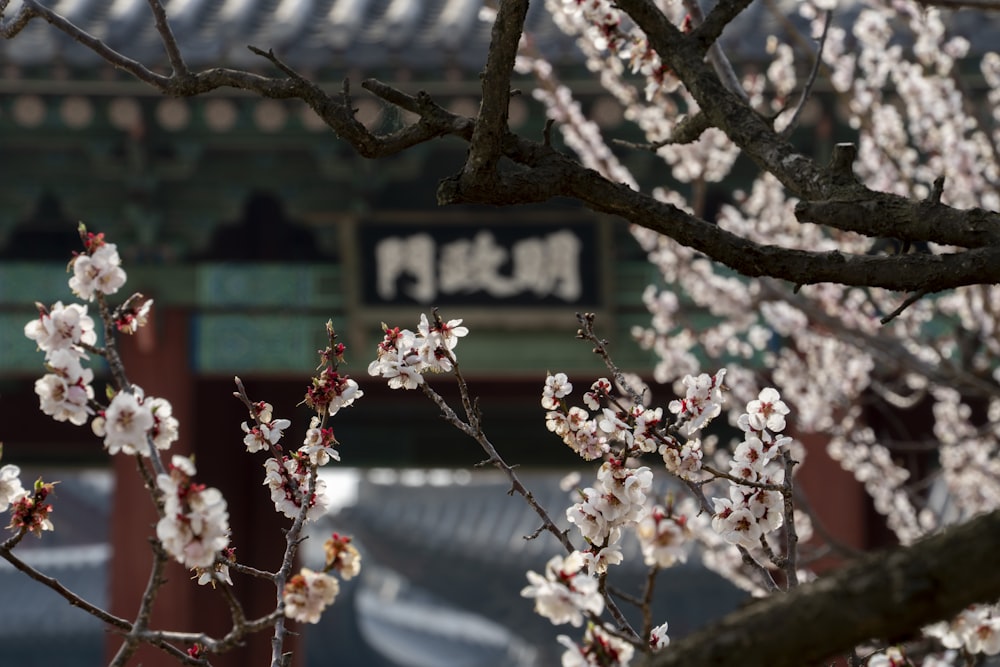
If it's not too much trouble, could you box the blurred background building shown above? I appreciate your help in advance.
[0,0,943,664]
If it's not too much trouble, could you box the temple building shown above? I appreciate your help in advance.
[0,0,943,664]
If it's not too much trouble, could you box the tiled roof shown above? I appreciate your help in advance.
[0,0,576,70]
[3,0,998,73]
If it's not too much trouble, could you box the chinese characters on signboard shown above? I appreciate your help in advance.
[360,222,599,306]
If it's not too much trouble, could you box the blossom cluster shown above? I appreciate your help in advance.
[368,313,468,389]
[283,568,340,624]
[711,388,790,550]
[12,226,377,640]
[0,465,25,514]
[567,460,653,573]
[635,503,689,569]
[156,456,231,572]
[281,532,364,624]
[520,551,604,627]
[323,532,361,580]
[558,622,636,667]
[5,477,56,536]
[924,604,1000,656]
[25,302,97,426]
[68,231,127,301]
[92,387,179,457]
[242,402,292,454]
[24,228,177,460]
[263,455,331,521]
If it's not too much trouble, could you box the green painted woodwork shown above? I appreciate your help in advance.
[0,259,658,376]
[1,311,49,373]
[0,263,75,305]
[195,264,343,309]
[193,313,331,373]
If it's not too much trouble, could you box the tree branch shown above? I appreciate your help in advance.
[692,0,757,49]
[646,509,1000,667]
[462,0,529,187]
[6,1,1000,291]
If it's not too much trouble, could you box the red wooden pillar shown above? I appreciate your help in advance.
[110,306,300,666]
[793,430,869,570]
[109,305,196,666]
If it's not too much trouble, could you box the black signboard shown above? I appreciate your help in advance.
[359,221,600,306]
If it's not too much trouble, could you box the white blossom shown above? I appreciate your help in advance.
[521,552,603,627]
[156,456,230,570]
[69,242,126,301]
[283,568,339,624]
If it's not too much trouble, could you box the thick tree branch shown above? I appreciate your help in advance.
[917,0,1000,8]
[692,0,757,49]
[682,0,749,101]
[6,0,1000,290]
[463,0,529,188]
[615,0,1000,249]
[145,0,189,77]
[645,509,1000,667]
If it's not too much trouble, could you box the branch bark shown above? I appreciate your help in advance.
[645,509,1000,667]
[5,0,1000,291]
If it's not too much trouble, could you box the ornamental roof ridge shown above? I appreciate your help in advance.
[6,0,999,74]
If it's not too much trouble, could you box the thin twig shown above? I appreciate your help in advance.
[737,544,780,593]
[780,9,832,139]
[418,348,639,640]
[640,566,659,643]
[575,312,646,407]
[779,449,799,588]
[880,289,932,324]
[144,0,189,77]
[682,0,748,102]
[0,545,132,630]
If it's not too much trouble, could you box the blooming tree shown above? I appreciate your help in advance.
[6,226,365,666]
[5,0,1000,666]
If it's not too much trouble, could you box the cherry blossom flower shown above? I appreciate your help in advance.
[659,437,703,479]
[580,545,623,575]
[542,372,574,409]
[300,416,340,466]
[567,488,617,545]
[711,497,763,550]
[196,561,234,587]
[368,327,424,389]
[417,312,468,350]
[263,456,330,521]
[558,623,635,667]
[34,349,95,426]
[24,301,96,357]
[667,369,727,435]
[967,615,1000,656]
[242,415,292,453]
[746,388,790,433]
[93,389,155,456]
[0,465,25,512]
[7,478,56,536]
[114,297,153,334]
[304,367,363,416]
[148,397,180,452]
[521,551,603,627]
[68,238,126,301]
[283,568,339,624]
[925,605,1000,657]
[323,532,361,580]
[867,646,906,667]
[649,622,670,651]
[636,506,689,568]
[156,455,230,570]
[584,378,611,411]
[369,316,468,388]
